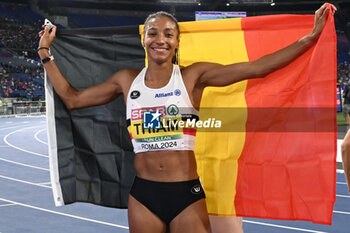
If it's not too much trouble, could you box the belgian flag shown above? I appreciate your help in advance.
[46,10,336,224]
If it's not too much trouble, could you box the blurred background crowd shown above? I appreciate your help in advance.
[0,3,44,101]
[0,0,349,102]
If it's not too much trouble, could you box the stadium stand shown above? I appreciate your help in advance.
[0,0,350,100]
[0,3,44,101]
[67,13,142,28]
[68,13,112,28]
[337,30,350,84]
[103,15,142,26]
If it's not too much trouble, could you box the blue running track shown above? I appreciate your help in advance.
[0,116,349,233]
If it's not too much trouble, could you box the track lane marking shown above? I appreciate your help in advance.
[0,158,49,171]
[0,197,129,230]
[0,203,16,207]
[336,182,348,185]
[333,210,350,215]
[0,175,51,189]
[0,125,33,131]
[242,220,328,233]
[3,126,49,158]
[34,128,48,145]
[1,117,347,232]
[37,182,51,185]
[336,194,350,198]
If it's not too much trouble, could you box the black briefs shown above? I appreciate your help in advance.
[129,176,206,224]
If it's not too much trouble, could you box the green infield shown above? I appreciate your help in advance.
[338,112,348,126]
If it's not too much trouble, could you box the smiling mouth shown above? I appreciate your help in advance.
[152,47,169,52]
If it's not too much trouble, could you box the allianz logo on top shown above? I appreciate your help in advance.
[154,89,181,98]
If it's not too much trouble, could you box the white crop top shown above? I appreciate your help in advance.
[126,64,199,154]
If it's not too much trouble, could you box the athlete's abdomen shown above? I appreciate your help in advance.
[134,150,198,182]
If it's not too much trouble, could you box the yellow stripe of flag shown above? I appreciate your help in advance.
[179,18,248,215]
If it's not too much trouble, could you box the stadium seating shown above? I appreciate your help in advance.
[68,13,142,28]
[1,1,349,100]
[0,4,42,24]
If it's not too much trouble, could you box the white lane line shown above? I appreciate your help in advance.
[243,220,328,233]
[337,182,348,185]
[36,182,52,187]
[14,116,45,119]
[0,175,51,189]
[34,128,48,145]
[336,194,350,198]
[3,126,49,158]
[0,203,16,207]
[37,182,51,185]
[0,125,33,131]
[0,197,129,230]
[0,158,49,171]
[333,210,350,215]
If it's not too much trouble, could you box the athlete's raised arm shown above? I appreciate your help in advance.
[38,25,134,110]
[189,3,336,88]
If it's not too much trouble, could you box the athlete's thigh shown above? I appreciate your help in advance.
[128,195,167,233]
[209,216,244,233]
[169,199,211,233]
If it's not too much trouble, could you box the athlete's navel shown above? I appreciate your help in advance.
[158,163,164,171]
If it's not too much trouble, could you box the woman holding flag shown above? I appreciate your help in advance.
[38,3,335,233]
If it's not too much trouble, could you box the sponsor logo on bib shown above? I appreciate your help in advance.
[167,104,179,116]
[191,185,202,194]
[130,90,140,99]
[174,89,181,96]
[155,92,173,98]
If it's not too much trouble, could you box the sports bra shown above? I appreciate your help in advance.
[126,64,199,154]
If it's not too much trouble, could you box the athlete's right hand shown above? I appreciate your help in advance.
[38,24,57,51]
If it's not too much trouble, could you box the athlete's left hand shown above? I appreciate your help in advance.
[310,3,337,40]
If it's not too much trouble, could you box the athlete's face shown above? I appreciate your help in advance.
[143,16,179,64]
